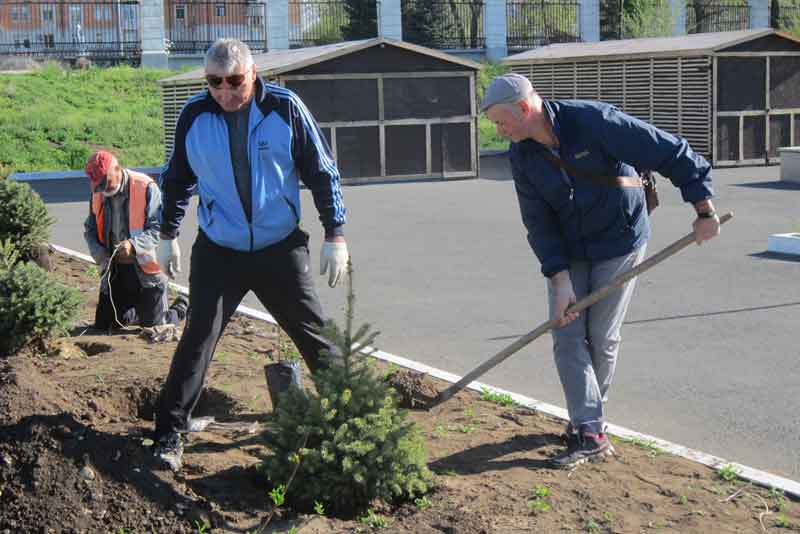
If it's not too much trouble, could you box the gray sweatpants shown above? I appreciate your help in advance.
[547,245,647,434]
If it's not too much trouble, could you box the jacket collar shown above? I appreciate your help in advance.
[515,100,561,153]
[542,99,562,144]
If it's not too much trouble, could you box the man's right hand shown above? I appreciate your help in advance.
[551,270,578,328]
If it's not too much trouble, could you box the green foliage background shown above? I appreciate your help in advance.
[0,63,170,178]
[477,61,511,151]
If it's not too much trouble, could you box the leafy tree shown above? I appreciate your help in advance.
[341,0,378,40]
[402,1,454,47]
[622,0,674,37]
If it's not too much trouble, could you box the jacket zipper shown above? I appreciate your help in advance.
[246,110,271,253]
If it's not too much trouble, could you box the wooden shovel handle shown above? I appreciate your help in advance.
[430,212,733,409]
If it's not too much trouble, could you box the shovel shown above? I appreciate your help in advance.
[428,211,733,411]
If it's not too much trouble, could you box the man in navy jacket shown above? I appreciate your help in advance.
[153,38,348,470]
[481,73,721,468]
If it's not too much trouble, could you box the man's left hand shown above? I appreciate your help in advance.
[692,200,721,245]
[693,214,720,245]
[116,240,136,263]
[320,237,348,288]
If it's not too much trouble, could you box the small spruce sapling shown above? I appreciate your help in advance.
[260,260,431,514]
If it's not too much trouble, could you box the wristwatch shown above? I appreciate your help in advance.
[696,211,716,219]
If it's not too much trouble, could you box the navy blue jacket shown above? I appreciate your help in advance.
[510,99,713,277]
[160,77,346,252]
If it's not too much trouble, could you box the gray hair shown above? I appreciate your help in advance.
[204,38,253,73]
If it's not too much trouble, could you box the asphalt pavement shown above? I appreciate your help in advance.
[28,156,800,480]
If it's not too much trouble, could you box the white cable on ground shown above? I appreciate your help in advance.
[103,244,139,332]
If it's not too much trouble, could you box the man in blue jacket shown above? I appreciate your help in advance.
[481,73,721,469]
[153,38,348,470]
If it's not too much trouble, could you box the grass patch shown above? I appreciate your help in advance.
[617,436,667,457]
[0,60,514,179]
[477,61,511,152]
[480,387,517,407]
[0,63,171,177]
[718,463,741,482]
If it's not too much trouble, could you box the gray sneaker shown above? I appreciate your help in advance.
[153,432,184,471]
[549,429,610,469]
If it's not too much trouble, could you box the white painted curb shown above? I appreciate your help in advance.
[767,233,800,256]
[51,243,800,499]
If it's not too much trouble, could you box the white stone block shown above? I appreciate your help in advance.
[768,233,800,255]
[779,147,800,183]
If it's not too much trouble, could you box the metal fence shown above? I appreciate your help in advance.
[601,0,678,40]
[686,0,750,33]
[164,0,266,54]
[771,3,800,32]
[507,0,580,50]
[402,0,485,49]
[288,0,376,48]
[0,1,141,61]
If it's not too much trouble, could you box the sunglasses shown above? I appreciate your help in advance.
[205,73,247,89]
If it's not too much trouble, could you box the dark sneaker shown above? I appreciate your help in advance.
[561,422,578,445]
[169,294,189,321]
[549,430,610,469]
[153,432,184,472]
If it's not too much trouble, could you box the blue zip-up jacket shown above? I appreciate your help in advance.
[510,99,714,277]
[159,77,346,251]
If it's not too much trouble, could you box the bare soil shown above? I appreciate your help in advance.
[1,252,798,533]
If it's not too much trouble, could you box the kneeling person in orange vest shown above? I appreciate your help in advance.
[82,150,188,332]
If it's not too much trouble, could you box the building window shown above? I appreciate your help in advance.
[42,6,55,23]
[215,4,225,17]
[121,5,137,28]
[247,4,263,26]
[175,5,186,20]
[69,5,83,26]
[11,5,31,23]
[95,6,111,21]
[44,34,55,48]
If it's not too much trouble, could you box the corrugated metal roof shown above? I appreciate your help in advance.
[161,38,481,85]
[503,29,783,64]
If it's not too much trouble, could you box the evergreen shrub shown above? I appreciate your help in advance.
[0,252,81,355]
[261,264,432,515]
[0,179,55,261]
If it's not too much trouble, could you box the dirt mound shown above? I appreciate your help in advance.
[387,369,440,409]
[0,357,197,533]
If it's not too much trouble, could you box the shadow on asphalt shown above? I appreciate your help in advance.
[26,178,88,204]
[749,251,800,262]
[733,180,800,191]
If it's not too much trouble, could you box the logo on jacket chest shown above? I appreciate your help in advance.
[257,140,270,152]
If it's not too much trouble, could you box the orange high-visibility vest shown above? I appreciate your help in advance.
[91,170,161,275]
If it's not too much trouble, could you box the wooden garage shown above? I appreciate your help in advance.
[159,38,481,184]
[502,29,800,167]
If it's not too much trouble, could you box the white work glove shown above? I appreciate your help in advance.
[550,270,578,328]
[320,240,348,288]
[156,238,182,279]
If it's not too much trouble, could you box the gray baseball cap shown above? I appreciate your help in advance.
[479,73,533,112]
